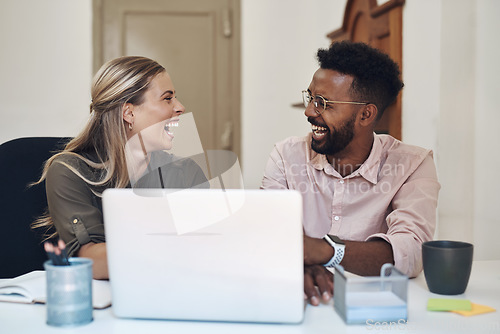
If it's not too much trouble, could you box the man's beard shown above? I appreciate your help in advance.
[310,113,356,156]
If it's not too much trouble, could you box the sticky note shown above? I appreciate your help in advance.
[427,298,472,312]
[452,303,496,316]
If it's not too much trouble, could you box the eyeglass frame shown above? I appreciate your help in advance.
[302,90,368,115]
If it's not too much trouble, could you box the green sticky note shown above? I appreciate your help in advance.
[427,298,472,312]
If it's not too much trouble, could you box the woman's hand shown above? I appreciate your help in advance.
[44,239,70,266]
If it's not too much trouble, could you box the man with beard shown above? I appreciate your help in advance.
[261,41,440,306]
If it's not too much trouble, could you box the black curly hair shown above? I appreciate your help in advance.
[316,41,404,119]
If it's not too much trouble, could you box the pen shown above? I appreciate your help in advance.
[44,240,70,266]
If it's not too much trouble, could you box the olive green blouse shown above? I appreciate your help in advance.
[45,151,208,256]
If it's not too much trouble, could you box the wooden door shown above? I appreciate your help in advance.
[327,0,404,140]
[93,0,241,157]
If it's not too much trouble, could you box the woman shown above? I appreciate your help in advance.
[33,56,207,279]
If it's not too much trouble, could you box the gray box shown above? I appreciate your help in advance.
[334,264,408,325]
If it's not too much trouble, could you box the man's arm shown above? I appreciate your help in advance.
[303,236,394,304]
[261,146,288,190]
[369,153,440,277]
[304,235,394,276]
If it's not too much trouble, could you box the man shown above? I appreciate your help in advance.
[261,41,440,306]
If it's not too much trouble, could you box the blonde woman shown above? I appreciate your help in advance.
[33,56,207,279]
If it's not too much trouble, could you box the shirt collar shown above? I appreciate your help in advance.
[355,134,382,184]
[308,133,382,184]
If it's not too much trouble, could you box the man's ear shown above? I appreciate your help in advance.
[122,103,134,124]
[359,104,378,127]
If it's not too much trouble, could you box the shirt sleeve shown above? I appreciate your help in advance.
[367,152,440,277]
[261,146,289,190]
[45,160,105,257]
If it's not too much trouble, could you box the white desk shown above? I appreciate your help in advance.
[1,260,499,334]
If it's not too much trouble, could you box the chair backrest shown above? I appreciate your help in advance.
[0,137,70,278]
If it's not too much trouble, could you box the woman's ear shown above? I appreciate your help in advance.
[122,103,134,124]
[359,104,378,127]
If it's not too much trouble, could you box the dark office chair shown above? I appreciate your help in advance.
[0,137,70,278]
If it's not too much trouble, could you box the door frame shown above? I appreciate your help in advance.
[91,0,241,158]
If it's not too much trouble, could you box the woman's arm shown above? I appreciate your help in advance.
[45,158,106,263]
[78,242,109,280]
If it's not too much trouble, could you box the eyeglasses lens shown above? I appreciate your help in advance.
[302,91,326,114]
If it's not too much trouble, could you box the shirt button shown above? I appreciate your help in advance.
[73,218,78,224]
[334,216,340,221]
[339,180,344,184]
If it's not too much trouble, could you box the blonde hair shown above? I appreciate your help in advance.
[32,56,165,238]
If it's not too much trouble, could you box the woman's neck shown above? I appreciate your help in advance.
[125,133,151,185]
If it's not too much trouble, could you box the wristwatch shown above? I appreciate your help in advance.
[323,234,345,268]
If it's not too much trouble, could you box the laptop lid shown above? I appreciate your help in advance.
[102,188,304,323]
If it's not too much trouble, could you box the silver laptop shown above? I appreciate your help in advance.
[102,188,304,323]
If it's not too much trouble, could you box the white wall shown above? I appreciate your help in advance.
[402,1,441,153]
[403,0,500,260]
[473,0,500,260]
[0,0,92,145]
[241,0,346,188]
[2,0,499,259]
[437,0,477,247]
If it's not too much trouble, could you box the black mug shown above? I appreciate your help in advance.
[422,240,474,295]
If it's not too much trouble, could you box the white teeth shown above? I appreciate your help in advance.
[166,122,178,128]
[311,124,327,131]
[164,122,179,131]
[311,124,327,138]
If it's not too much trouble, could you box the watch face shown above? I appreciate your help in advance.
[329,235,345,245]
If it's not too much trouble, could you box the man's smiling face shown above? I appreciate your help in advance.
[305,69,363,157]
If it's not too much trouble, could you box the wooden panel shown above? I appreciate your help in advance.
[327,0,404,140]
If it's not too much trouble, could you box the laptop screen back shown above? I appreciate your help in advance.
[103,188,304,323]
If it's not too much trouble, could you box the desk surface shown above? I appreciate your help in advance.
[1,260,499,334]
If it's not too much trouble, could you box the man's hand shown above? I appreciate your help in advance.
[304,264,334,306]
[303,235,334,265]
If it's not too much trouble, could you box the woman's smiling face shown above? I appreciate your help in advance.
[129,71,185,152]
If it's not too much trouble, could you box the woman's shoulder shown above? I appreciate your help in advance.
[49,153,88,172]
[44,154,92,198]
[48,153,83,175]
[47,152,105,184]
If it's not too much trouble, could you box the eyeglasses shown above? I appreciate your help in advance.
[302,90,368,115]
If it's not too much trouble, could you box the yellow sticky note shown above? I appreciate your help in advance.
[452,303,496,316]
[427,298,472,312]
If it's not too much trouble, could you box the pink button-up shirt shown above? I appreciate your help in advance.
[261,133,440,277]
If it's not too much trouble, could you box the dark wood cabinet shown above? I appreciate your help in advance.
[327,0,404,140]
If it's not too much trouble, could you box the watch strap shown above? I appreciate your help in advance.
[323,235,345,268]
